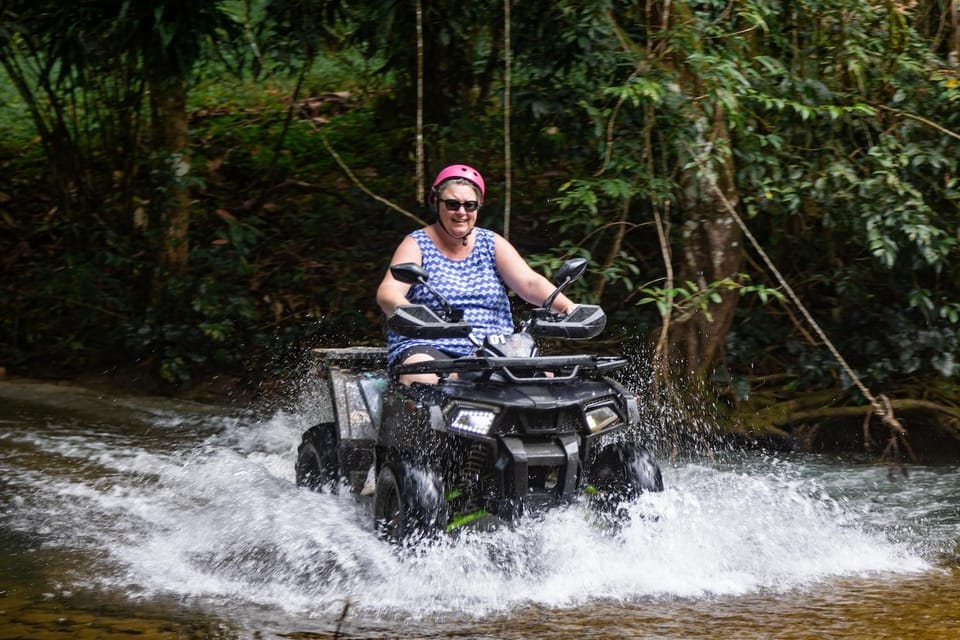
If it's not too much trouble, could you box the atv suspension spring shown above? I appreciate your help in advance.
[461,442,488,482]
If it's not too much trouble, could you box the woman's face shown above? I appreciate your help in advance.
[437,183,480,238]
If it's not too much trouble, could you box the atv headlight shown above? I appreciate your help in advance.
[449,406,498,436]
[585,403,620,433]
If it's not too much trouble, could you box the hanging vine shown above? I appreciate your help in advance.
[502,0,512,239]
[415,0,425,204]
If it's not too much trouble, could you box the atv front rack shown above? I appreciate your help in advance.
[391,354,628,383]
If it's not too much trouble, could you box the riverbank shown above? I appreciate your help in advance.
[0,365,265,407]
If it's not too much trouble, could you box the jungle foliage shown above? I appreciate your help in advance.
[0,0,958,445]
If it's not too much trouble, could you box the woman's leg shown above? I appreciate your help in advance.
[395,345,453,385]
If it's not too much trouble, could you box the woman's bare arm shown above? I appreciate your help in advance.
[375,235,423,315]
[493,234,576,313]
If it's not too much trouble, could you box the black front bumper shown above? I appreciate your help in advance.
[493,434,581,516]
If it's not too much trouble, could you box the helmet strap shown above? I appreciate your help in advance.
[437,215,473,246]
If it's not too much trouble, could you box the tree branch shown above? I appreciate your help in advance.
[319,134,427,227]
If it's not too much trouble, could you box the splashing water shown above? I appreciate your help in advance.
[1,381,953,628]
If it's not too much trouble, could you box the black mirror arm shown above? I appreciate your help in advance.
[417,276,462,322]
[540,275,573,312]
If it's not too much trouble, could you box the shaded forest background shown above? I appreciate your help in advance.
[0,0,958,455]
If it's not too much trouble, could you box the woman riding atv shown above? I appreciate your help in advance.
[376,164,580,385]
[299,169,663,538]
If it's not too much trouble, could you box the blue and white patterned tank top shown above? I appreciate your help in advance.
[386,227,514,366]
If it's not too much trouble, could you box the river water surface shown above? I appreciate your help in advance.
[1,379,958,639]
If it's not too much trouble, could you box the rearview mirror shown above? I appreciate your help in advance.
[554,258,588,286]
[541,257,589,310]
[390,262,428,285]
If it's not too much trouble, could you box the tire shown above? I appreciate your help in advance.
[621,442,664,494]
[373,465,408,543]
[589,442,663,505]
[295,422,341,492]
[373,461,446,544]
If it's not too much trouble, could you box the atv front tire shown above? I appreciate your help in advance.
[373,461,446,544]
[590,442,663,503]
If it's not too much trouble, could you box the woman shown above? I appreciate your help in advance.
[376,163,578,384]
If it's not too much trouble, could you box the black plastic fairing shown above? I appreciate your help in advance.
[528,304,606,339]
[386,304,473,339]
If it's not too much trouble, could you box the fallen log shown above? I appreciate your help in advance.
[735,391,960,464]
[769,397,960,427]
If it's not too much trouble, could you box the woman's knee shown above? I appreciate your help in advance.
[399,352,440,385]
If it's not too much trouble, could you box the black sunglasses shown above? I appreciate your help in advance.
[442,199,480,212]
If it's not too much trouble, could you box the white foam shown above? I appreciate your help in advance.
[2,395,948,621]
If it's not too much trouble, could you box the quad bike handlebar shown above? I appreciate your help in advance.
[385,258,616,382]
[386,304,474,339]
[385,302,607,342]
[386,257,607,341]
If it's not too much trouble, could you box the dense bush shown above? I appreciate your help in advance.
[1,0,958,407]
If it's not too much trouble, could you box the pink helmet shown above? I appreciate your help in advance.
[430,164,485,202]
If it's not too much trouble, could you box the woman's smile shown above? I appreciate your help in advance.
[440,184,478,235]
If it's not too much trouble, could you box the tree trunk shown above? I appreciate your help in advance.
[649,2,744,380]
[148,73,191,277]
[670,103,743,377]
[952,0,959,66]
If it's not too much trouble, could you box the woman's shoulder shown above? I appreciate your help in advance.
[388,233,424,264]
[407,227,436,251]
[486,229,518,252]
[475,227,501,252]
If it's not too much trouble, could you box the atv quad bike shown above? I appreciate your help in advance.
[296,258,663,542]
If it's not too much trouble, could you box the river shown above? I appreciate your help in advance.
[1,379,958,639]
